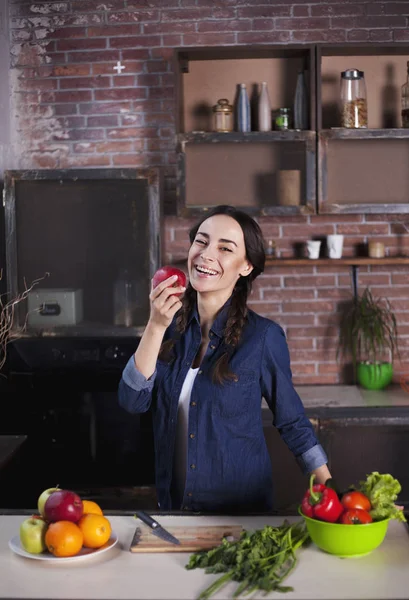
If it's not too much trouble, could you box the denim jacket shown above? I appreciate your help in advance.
[118,301,327,513]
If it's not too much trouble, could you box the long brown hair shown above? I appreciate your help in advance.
[159,205,266,383]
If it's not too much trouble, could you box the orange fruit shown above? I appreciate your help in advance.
[82,500,103,516]
[77,513,111,549]
[45,521,83,557]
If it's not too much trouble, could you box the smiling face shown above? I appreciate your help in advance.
[188,214,253,299]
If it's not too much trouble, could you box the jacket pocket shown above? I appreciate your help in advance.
[215,370,257,418]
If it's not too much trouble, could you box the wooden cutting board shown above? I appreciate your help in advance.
[129,524,243,553]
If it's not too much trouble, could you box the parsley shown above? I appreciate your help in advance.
[186,520,310,599]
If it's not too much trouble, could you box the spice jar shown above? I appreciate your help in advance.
[212,98,233,132]
[275,108,291,130]
[340,69,368,128]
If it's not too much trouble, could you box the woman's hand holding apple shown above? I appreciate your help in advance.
[149,268,186,331]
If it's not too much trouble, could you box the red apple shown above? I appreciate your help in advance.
[44,490,84,523]
[152,266,187,296]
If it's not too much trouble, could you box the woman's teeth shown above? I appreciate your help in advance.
[196,265,218,275]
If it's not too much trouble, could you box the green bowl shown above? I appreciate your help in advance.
[298,507,390,557]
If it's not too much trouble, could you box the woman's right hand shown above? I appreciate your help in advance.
[148,275,185,330]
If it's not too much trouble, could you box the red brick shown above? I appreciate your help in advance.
[162,35,183,46]
[88,25,142,37]
[54,104,78,115]
[284,275,336,287]
[370,30,393,42]
[54,90,93,103]
[237,31,290,44]
[114,75,137,87]
[94,88,147,101]
[30,153,59,168]
[292,30,346,43]
[149,87,174,100]
[311,4,365,16]
[198,20,251,33]
[57,38,107,51]
[238,6,291,18]
[60,76,111,89]
[68,50,119,63]
[109,35,161,48]
[44,27,87,40]
[95,141,133,153]
[146,60,169,73]
[337,224,390,235]
[59,155,111,167]
[107,10,160,23]
[87,115,119,127]
[347,30,370,42]
[121,114,144,126]
[293,6,309,17]
[112,154,146,165]
[69,129,105,140]
[144,22,196,34]
[71,0,125,11]
[276,17,330,30]
[79,101,132,114]
[162,8,212,21]
[52,65,91,76]
[17,78,58,91]
[93,61,144,74]
[106,127,141,139]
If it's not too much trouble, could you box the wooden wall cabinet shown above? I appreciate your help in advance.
[317,44,409,214]
[174,46,317,216]
[175,43,409,216]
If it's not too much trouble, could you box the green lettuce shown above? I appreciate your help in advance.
[359,471,406,522]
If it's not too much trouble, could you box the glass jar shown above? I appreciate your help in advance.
[401,61,409,127]
[212,98,233,132]
[340,69,368,128]
[275,108,291,130]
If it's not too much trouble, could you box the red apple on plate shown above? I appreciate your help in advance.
[152,266,187,296]
[44,490,84,523]
[20,515,48,554]
[37,487,60,518]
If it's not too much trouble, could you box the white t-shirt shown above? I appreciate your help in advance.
[172,367,199,504]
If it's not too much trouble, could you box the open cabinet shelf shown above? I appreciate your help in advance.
[174,45,316,216]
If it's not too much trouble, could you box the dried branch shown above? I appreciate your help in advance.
[0,271,50,371]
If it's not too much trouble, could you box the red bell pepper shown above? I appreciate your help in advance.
[301,474,343,523]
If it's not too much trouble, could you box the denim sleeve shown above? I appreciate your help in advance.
[260,322,327,474]
[118,355,157,415]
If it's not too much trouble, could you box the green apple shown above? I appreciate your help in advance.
[19,516,48,554]
[37,487,60,517]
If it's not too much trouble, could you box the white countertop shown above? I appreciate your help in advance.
[2,514,409,600]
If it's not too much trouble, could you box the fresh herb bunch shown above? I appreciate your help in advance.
[186,520,310,599]
[337,287,399,378]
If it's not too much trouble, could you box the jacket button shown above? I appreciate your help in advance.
[189,433,195,439]
[190,464,196,469]
[210,344,216,350]
[190,401,196,406]
[187,492,193,497]
[198,370,203,375]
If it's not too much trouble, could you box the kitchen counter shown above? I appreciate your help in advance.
[1,514,409,600]
[261,384,409,422]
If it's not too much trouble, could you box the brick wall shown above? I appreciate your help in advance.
[7,0,409,384]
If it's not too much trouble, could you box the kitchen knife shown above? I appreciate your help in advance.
[133,511,181,546]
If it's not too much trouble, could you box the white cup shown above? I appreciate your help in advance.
[306,240,321,260]
[327,234,344,259]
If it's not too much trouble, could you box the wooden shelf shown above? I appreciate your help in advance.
[265,257,409,267]
[178,131,316,145]
[319,129,409,141]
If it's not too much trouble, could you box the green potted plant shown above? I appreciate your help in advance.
[337,287,399,390]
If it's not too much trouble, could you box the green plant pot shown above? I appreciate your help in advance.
[357,362,393,390]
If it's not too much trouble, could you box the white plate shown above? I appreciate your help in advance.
[9,531,119,562]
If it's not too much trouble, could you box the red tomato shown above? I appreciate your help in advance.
[339,508,373,525]
[152,266,187,296]
[341,491,371,512]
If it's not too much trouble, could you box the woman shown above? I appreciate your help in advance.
[118,205,331,513]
